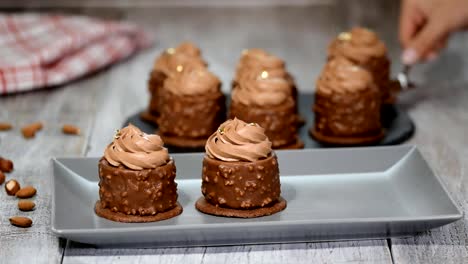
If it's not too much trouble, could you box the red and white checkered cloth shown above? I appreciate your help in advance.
[0,14,152,95]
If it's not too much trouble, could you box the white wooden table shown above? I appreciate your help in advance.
[1,2,468,263]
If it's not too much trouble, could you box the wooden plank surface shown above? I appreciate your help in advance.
[0,1,467,263]
[0,76,106,263]
[0,0,336,8]
[63,240,392,264]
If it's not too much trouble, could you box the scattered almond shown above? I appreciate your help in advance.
[16,186,36,198]
[0,171,5,185]
[21,122,43,139]
[62,124,80,135]
[0,122,12,131]
[9,216,32,228]
[5,179,20,195]
[18,200,36,211]
[0,158,13,172]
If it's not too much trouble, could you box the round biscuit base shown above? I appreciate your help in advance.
[160,134,208,149]
[310,127,385,146]
[195,197,287,218]
[95,201,183,223]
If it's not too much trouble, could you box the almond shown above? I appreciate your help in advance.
[0,122,12,131]
[16,186,36,198]
[5,179,20,195]
[9,216,32,228]
[62,124,80,135]
[0,171,5,185]
[18,200,36,211]
[0,158,13,172]
[21,122,43,139]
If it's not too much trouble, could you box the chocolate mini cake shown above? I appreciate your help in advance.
[310,57,384,145]
[328,27,397,104]
[95,124,182,222]
[144,42,206,124]
[229,73,303,149]
[157,66,225,148]
[196,118,286,218]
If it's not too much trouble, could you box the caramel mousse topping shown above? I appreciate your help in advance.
[167,41,202,57]
[235,49,288,81]
[104,124,169,170]
[232,75,292,106]
[163,67,220,96]
[329,27,387,64]
[154,42,206,77]
[205,118,272,162]
[316,57,375,95]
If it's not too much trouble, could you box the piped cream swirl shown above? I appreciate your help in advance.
[316,57,375,95]
[154,42,206,77]
[104,124,169,170]
[205,118,272,162]
[169,42,202,57]
[163,67,220,96]
[235,49,287,81]
[232,76,291,106]
[328,27,387,64]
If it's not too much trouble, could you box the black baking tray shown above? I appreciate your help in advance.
[124,93,415,153]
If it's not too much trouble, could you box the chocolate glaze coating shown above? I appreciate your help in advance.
[362,57,393,105]
[313,88,382,138]
[229,98,300,149]
[157,89,226,144]
[97,158,179,217]
[201,154,280,209]
[147,70,167,119]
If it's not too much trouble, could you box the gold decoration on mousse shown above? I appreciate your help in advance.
[260,71,269,79]
[338,32,352,41]
[166,48,175,54]
[114,129,121,139]
[176,65,183,72]
[248,122,256,126]
[218,127,224,135]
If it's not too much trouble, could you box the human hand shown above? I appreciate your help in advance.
[399,0,468,64]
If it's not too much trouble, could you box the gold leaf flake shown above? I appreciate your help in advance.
[338,32,352,41]
[114,129,121,139]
